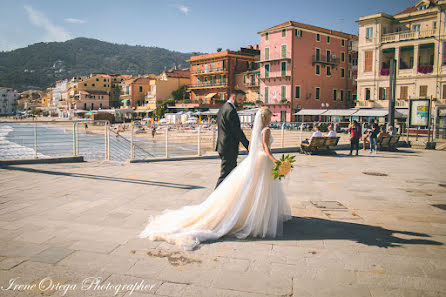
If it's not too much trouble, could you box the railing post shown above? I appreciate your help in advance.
[165,124,169,158]
[299,123,303,144]
[281,122,285,148]
[34,123,38,159]
[76,123,79,155]
[73,122,76,156]
[212,125,216,149]
[105,122,108,160]
[130,124,134,160]
[107,122,110,160]
[197,125,201,156]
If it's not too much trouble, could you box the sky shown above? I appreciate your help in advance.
[0,0,415,53]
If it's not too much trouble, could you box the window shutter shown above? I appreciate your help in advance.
[364,51,373,72]
[420,85,428,97]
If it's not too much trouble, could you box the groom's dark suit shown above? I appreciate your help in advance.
[215,101,249,188]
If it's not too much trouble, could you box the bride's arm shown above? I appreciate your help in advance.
[262,128,277,163]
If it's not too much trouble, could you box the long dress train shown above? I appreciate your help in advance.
[138,111,292,250]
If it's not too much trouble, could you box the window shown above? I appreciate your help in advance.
[281,44,287,58]
[434,22,437,30]
[340,90,344,101]
[341,68,345,78]
[103,79,106,82]
[96,78,99,82]
[91,103,94,109]
[265,32,269,41]
[443,85,446,99]
[347,91,351,101]
[326,66,331,76]
[366,27,373,39]
[316,33,320,41]
[295,86,301,99]
[84,83,87,87]
[281,86,286,101]
[326,50,331,62]
[316,64,320,75]
[413,24,421,32]
[100,103,103,108]
[92,83,95,87]
[341,52,345,62]
[282,29,286,37]
[348,54,352,63]
[315,48,321,61]
[333,89,337,101]
[379,87,388,100]
[295,29,302,38]
[315,88,320,100]
[213,62,216,71]
[264,64,270,78]
[327,36,330,43]
[265,47,269,60]
[420,85,428,97]
[243,75,246,84]
[364,50,373,72]
[342,40,345,46]
[104,84,106,87]
[264,86,269,104]
[281,62,287,76]
[365,88,371,100]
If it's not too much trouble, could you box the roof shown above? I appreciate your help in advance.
[162,69,190,78]
[259,21,357,40]
[395,0,437,16]
[295,109,328,116]
[323,109,358,116]
[188,50,258,62]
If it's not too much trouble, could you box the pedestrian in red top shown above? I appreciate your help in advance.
[348,121,361,156]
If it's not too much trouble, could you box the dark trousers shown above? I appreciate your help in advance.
[215,153,237,189]
[350,138,359,155]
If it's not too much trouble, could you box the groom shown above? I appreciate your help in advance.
[215,89,249,188]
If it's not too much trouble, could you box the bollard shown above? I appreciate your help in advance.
[73,122,76,156]
[197,125,201,156]
[104,122,108,160]
[130,125,134,160]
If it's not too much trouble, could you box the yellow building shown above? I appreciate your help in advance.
[145,69,190,111]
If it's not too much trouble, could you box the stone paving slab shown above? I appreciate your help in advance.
[0,149,445,296]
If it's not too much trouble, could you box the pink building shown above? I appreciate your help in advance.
[74,90,109,110]
[258,21,358,121]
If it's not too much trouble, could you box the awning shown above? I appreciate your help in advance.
[419,43,434,49]
[395,108,408,118]
[205,93,217,100]
[354,108,406,118]
[134,109,153,113]
[323,109,358,116]
[382,48,395,54]
[238,108,259,115]
[295,109,328,116]
[400,46,414,52]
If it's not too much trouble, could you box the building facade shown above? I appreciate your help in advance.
[188,47,259,105]
[0,88,18,115]
[258,21,358,122]
[74,90,110,110]
[356,0,446,110]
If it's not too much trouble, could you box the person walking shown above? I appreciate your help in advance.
[369,119,379,154]
[348,121,361,156]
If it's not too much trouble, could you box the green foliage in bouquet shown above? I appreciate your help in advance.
[272,154,296,180]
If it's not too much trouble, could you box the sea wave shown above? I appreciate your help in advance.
[0,125,48,159]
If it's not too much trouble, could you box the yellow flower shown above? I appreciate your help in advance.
[277,160,291,175]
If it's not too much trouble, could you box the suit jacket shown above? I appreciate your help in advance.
[215,102,249,157]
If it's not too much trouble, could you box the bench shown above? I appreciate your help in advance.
[377,135,400,151]
[301,136,340,155]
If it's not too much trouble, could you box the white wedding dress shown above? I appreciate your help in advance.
[138,111,292,250]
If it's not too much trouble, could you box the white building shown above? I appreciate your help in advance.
[52,79,68,107]
[0,88,18,115]
[356,0,446,111]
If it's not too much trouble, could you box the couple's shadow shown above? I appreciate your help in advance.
[215,216,443,249]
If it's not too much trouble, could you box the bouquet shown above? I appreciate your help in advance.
[272,154,296,180]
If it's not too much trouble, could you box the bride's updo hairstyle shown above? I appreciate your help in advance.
[260,107,273,125]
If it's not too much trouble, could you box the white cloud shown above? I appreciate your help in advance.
[177,5,190,15]
[64,18,87,24]
[24,5,71,42]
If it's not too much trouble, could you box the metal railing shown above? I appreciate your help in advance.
[2,118,444,162]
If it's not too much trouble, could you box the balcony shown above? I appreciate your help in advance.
[312,55,339,65]
[396,100,408,107]
[357,100,375,108]
[189,82,228,89]
[192,68,228,75]
[246,82,260,88]
[258,56,291,64]
[380,68,390,76]
[145,94,155,99]
[260,73,291,81]
[381,29,436,44]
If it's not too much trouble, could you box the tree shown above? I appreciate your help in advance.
[157,99,175,119]
[171,85,188,101]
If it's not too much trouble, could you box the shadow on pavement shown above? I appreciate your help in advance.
[2,165,204,190]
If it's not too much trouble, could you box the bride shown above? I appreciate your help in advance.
[138,107,292,250]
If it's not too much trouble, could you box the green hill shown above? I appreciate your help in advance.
[0,37,197,92]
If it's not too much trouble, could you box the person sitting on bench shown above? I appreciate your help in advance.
[325,125,337,137]
[302,125,322,144]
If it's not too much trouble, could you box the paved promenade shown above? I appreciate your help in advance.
[0,149,445,297]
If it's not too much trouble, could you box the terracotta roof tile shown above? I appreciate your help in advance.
[261,20,357,39]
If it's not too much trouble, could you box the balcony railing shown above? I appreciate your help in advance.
[380,68,390,76]
[381,29,436,43]
[312,55,339,65]
[189,82,228,88]
[246,82,260,88]
[192,68,227,75]
[396,100,408,107]
[260,73,291,80]
[417,65,433,74]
